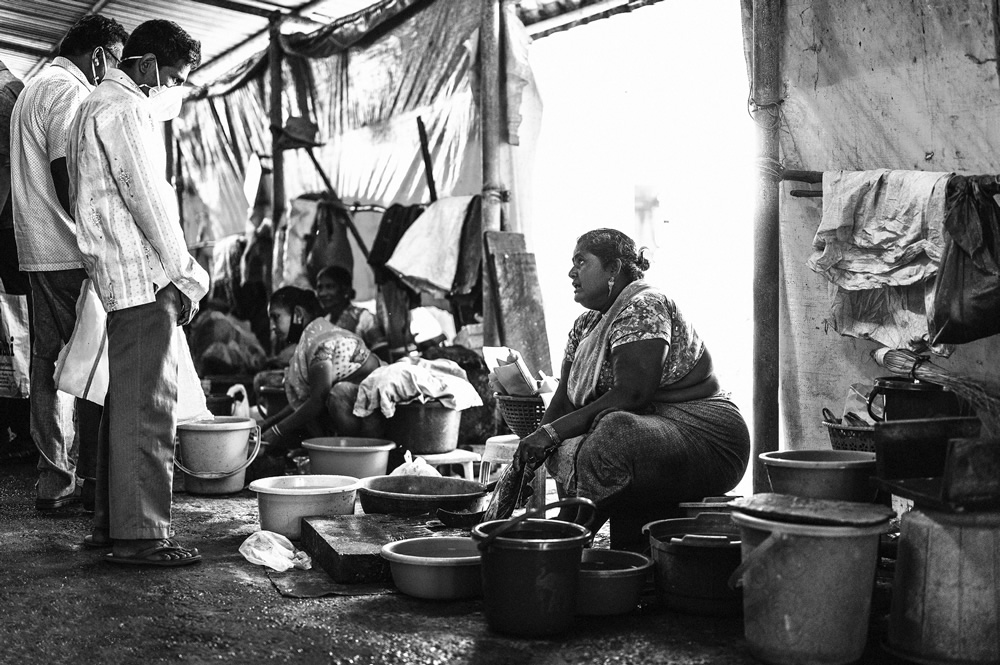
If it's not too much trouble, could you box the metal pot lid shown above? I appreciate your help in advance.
[729,493,894,527]
[873,376,944,391]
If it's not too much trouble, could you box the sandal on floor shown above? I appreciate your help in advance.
[105,540,202,567]
[83,533,113,549]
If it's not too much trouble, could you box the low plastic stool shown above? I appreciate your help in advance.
[479,434,546,512]
[414,449,481,480]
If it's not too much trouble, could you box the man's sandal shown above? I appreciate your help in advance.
[105,540,202,567]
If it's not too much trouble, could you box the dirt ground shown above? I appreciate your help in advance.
[1,456,907,665]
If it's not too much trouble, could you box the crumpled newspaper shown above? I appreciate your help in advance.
[239,530,312,572]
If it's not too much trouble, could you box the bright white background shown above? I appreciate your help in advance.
[526,1,756,493]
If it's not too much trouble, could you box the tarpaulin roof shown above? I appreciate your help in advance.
[1,0,660,87]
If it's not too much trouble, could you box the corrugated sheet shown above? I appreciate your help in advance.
[0,0,659,86]
[0,0,374,82]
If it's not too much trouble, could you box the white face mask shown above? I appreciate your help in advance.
[148,84,184,122]
[121,55,185,122]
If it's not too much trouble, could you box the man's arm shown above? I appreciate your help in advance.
[49,157,72,217]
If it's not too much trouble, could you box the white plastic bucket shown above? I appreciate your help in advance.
[730,511,888,665]
[247,475,359,540]
[175,416,260,495]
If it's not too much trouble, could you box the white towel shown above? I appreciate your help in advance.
[808,169,950,289]
[384,196,475,298]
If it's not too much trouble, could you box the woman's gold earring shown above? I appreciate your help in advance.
[607,276,615,295]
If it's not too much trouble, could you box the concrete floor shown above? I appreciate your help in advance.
[1,456,910,665]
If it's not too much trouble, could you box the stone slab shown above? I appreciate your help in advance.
[300,514,468,584]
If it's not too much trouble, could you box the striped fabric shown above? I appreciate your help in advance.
[66,68,208,313]
[10,57,90,270]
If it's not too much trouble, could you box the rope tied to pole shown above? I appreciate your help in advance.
[756,157,785,181]
[481,187,510,203]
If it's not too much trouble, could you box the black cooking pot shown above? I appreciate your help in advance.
[867,376,963,422]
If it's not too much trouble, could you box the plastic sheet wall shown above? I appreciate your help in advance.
[173,0,541,296]
[764,0,1000,449]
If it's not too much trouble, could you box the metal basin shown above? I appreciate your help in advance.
[357,475,488,516]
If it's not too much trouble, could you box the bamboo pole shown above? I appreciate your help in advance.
[751,0,782,492]
[269,13,285,290]
[416,116,438,202]
[480,0,504,348]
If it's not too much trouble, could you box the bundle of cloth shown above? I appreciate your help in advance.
[353,357,483,419]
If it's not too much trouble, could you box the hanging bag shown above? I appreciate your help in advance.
[930,176,1000,344]
[54,279,109,405]
[0,276,30,398]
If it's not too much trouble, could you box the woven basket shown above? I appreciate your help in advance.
[496,394,546,438]
[824,421,876,453]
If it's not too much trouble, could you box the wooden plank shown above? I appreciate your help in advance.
[484,237,551,378]
[943,437,1000,504]
[484,230,526,257]
[874,417,981,480]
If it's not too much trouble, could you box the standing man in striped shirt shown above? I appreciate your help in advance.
[67,19,208,566]
[10,16,129,511]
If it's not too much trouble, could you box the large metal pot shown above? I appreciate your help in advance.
[643,512,742,616]
[356,475,488,516]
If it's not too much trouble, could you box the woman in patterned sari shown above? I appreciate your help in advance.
[260,287,386,454]
[515,229,750,550]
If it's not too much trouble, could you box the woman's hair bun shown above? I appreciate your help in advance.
[635,249,651,272]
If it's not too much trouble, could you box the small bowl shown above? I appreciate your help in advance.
[302,437,395,478]
[247,474,358,540]
[759,450,877,502]
[576,549,653,616]
[381,536,482,600]
[357,475,488,516]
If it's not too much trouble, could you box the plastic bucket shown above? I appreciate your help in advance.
[385,401,461,454]
[175,416,260,495]
[730,511,888,665]
[471,498,595,637]
[759,450,877,503]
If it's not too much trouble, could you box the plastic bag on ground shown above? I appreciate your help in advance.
[389,450,442,477]
[239,530,312,572]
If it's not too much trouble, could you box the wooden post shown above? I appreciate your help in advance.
[269,12,285,289]
[480,0,503,348]
[751,0,782,492]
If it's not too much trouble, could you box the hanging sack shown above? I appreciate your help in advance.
[54,279,109,405]
[930,176,1000,344]
[0,276,31,398]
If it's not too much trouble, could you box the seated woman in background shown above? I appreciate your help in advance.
[260,287,386,454]
[515,228,750,550]
[315,265,390,362]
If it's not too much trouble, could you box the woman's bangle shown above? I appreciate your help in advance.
[270,423,283,439]
[541,423,561,446]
